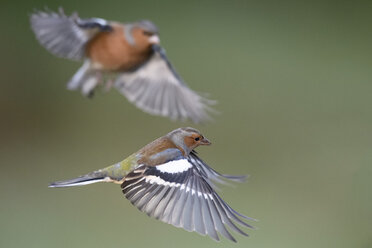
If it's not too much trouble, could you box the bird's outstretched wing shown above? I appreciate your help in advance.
[115,45,215,123]
[189,150,247,189]
[121,159,254,242]
[30,8,112,60]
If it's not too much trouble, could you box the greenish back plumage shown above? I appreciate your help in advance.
[100,153,139,182]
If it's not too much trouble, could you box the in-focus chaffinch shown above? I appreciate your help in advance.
[30,8,214,123]
[50,127,255,242]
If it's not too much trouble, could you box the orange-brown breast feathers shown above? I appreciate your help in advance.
[86,24,153,71]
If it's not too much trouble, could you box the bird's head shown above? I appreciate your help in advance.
[131,20,160,48]
[168,127,211,154]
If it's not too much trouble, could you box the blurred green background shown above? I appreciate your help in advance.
[1,0,371,247]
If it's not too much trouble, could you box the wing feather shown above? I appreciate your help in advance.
[182,176,195,232]
[30,8,112,60]
[121,159,253,242]
[153,187,174,219]
[189,151,247,188]
[198,178,219,241]
[115,48,215,123]
[192,178,207,235]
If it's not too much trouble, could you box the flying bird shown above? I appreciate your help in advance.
[30,8,214,123]
[49,127,255,242]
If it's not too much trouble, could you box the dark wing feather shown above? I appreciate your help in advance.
[114,46,215,123]
[189,151,247,188]
[30,8,112,60]
[121,159,254,242]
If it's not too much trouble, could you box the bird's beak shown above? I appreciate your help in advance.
[200,137,211,146]
[149,35,160,44]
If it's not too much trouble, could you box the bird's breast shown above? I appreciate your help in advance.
[85,26,152,71]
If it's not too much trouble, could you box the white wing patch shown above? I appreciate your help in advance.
[144,175,212,199]
[156,159,192,174]
[144,175,181,187]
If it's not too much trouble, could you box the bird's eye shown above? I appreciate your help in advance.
[143,31,152,36]
[194,137,200,141]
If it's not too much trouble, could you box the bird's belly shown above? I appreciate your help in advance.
[86,31,150,72]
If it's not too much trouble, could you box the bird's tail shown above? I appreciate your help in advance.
[67,60,100,97]
[49,154,138,188]
[49,170,109,188]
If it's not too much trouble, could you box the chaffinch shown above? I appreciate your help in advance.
[50,127,254,242]
[30,8,214,123]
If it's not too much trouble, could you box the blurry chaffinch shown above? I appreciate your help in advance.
[50,127,255,242]
[30,8,214,123]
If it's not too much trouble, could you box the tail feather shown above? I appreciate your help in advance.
[49,170,107,188]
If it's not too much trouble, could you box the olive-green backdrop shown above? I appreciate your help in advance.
[1,0,371,247]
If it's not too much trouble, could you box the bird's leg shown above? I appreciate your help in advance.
[96,71,103,85]
[87,72,103,98]
[87,90,95,99]
[95,72,113,93]
[82,72,102,98]
[104,79,115,92]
